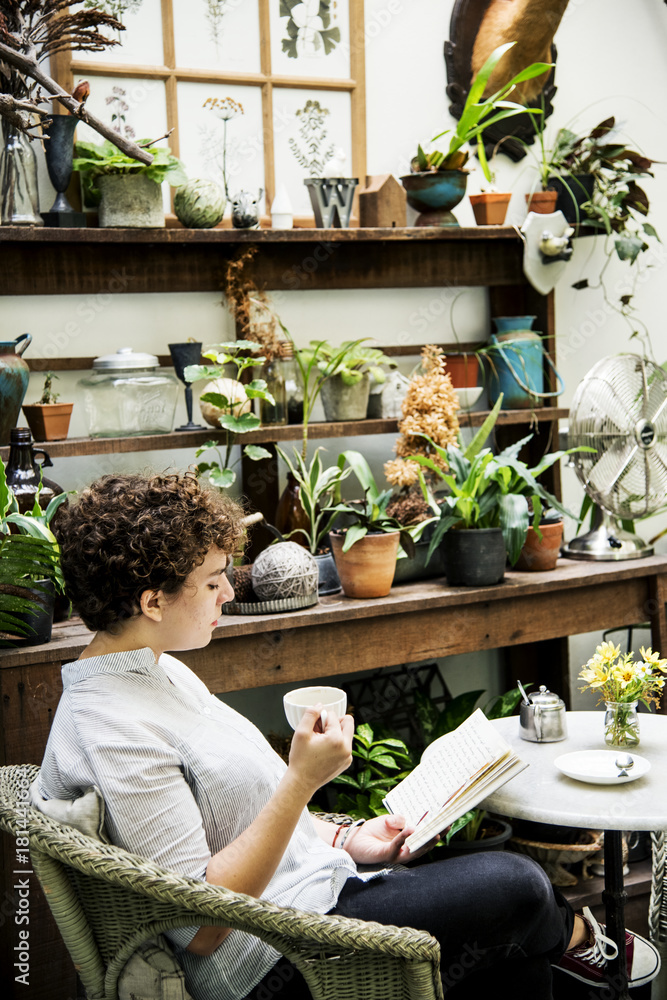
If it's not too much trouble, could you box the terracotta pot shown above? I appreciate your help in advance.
[330,530,399,598]
[525,190,558,215]
[469,192,511,226]
[515,521,564,571]
[444,353,479,388]
[22,402,73,441]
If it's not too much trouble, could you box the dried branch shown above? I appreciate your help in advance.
[0,91,50,135]
[0,40,153,164]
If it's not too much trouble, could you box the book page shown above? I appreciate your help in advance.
[382,709,526,850]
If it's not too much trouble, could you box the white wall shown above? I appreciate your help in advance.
[6,0,667,719]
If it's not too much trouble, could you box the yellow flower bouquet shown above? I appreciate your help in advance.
[579,641,667,747]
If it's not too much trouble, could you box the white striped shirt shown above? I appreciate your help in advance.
[39,647,361,1000]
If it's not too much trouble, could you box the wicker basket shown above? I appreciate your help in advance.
[508,831,603,886]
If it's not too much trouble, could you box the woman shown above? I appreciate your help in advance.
[39,472,659,1000]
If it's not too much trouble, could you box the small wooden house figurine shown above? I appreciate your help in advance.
[358,174,406,228]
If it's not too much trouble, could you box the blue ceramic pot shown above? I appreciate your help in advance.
[400,170,468,226]
[492,316,536,333]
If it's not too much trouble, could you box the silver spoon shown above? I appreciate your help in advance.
[615,753,634,777]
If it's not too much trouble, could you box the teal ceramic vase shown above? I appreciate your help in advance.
[0,333,32,445]
[400,170,468,226]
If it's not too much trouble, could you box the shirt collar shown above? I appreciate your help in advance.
[62,647,160,689]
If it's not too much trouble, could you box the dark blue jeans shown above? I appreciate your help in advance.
[241,852,574,999]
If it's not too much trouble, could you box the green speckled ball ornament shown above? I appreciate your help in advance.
[174,179,226,229]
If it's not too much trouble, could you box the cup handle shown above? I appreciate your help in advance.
[320,709,328,728]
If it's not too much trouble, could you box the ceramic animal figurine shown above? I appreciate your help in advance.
[231,189,263,229]
[539,226,574,264]
[322,148,348,178]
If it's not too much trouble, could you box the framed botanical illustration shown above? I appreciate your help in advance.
[52,0,367,224]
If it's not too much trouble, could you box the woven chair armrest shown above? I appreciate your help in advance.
[22,815,439,963]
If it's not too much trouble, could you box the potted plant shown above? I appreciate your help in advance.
[0,458,67,647]
[22,372,73,442]
[274,446,352,594]
[403,41,550,225]
[185,340,275,490]
[515,506,564,572]
[411,400,588,586]
[324,463,415,599]
[72,139,188,228]
[468,140,512,226]
[305,339,396,422]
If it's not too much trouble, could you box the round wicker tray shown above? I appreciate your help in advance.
[221,592,319,615]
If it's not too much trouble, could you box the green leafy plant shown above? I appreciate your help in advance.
[307,339,396,386]
[0,459,68,642]
[275,446,352,555]
[413,41,550,174]
[410,400,590,566]
[331,723,413,819]
[73,139,188,204]
[185,340,275,490]
[324,450,416,555]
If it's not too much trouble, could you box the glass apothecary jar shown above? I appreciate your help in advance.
[79,348,180,437]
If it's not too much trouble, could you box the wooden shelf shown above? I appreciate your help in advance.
[0,225,526,296]
[1,409,568,461]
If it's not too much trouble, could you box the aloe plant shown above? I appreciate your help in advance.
[414,41,551,174]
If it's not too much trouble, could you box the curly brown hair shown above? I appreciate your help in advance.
[55,473,246,632]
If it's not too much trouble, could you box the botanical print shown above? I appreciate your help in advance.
[280,0,340,59]
[202,96,245,198]
[203,0,231,50]
[106,86,136,139]
[84,0,144,22]
[288,99,334,177]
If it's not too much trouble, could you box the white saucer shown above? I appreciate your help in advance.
[554,750,650,785]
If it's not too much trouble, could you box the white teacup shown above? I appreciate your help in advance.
[283,686,347,730]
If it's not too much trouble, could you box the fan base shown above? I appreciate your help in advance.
[563,522,653,561]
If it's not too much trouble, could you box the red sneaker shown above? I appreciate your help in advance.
[556,907,660,989]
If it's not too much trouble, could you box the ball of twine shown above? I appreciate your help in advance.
[252,542,319,600]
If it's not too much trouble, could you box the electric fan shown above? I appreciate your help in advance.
[564,353,667,560]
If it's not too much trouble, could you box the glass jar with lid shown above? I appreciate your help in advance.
[78,347,180,437]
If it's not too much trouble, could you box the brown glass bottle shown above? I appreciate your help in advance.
[274,472,311,547]
[5,427,63,513]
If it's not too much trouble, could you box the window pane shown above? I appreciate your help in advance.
[272,87,352,215]
[78,0,164,67]
[173,0,261,73]
[270,1,351,80]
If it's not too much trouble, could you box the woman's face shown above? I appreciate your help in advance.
[159,545,234,650]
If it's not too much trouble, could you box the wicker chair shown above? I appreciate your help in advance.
[0,765,443,1000]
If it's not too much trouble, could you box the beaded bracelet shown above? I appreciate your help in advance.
[339,818,365,850]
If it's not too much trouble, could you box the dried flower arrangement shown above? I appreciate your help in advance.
[222,246,283,362]
[384,345,460,489]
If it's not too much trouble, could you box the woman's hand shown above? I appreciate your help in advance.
[287,705,354,798]
[343,814,441,865]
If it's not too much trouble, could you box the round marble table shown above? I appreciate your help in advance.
[482,711,667,999]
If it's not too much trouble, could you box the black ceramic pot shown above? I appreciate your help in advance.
[548,174,595,226]
[442,528,506,586]
[0,579,55,648]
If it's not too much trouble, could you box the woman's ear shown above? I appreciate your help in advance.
[139,589,164,622]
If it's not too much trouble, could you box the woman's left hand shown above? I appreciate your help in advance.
[343,814,439,864]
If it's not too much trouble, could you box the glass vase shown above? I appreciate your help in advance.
[0,122,42,226]
[604,700,640,748]
[259,357,287,426]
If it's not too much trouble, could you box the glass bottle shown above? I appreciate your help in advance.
[0,122,43,226]
[259,354,287,426]
[280,341,304,424]
[274,472,311,547]
[4,427,63,514]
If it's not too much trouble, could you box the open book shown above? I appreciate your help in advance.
[383,709,527,852]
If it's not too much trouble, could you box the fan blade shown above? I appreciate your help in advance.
[584,438,637,502]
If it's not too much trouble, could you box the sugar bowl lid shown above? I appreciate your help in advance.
[530,685,564,707]
[93,347,159,370]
